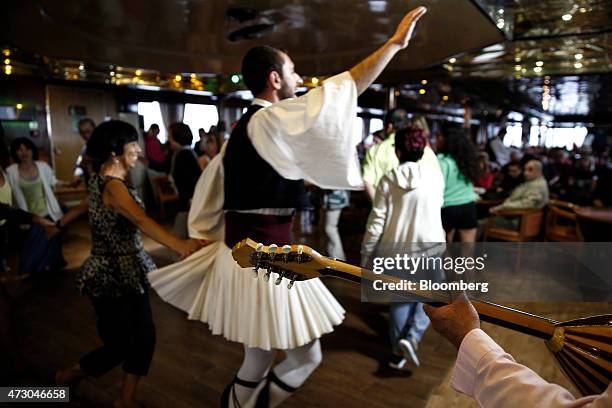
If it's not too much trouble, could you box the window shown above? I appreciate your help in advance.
[137,102,166,143]
[503,124,522,147]
[505,124,588,149]
[542,127,587,149]
[370,118,384,134]
[183,104,220,145]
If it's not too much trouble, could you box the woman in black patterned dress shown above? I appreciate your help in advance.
[56,121,204,408]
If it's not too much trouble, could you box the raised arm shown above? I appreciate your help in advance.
[103,179,205,257]
[349,6,427,95]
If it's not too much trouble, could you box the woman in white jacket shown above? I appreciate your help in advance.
[361,126,445,370]
[7,138,65,278]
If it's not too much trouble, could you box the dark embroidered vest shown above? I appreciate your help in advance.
[223,105,310,210]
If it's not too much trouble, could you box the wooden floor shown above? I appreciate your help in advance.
[3,213,610,408]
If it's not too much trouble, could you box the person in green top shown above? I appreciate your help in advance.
[435,124,481,242]
[362,109,410,200]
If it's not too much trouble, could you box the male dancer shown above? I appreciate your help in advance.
[150,6,428,407]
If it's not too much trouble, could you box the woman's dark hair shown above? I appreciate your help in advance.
[437,123,480,183]
[86,120,139,171]
[10,137,39,163]
[169,122,193,146]
[395,126,426,163]
[242,45,285,96]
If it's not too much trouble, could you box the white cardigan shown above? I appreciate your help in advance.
[6,161,63,221]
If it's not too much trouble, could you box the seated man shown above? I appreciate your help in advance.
[488,159,549,229]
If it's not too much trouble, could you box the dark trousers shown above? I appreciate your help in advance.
[19,223,65,276]
[80,292,156,377]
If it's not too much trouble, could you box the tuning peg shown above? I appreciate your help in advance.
[253,264,260,278]
[256,242,264,258]
[287,274,298,290]
[264,269,272,282]
[282,245,291,262]
[296,245,304,263]
[275,271,285,285]
[268,244,278,260]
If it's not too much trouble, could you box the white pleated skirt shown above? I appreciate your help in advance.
[149,242,345,350]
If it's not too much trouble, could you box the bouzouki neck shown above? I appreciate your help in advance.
[319,258,557,340]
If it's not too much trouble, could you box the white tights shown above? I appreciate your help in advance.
[231,340,322,408]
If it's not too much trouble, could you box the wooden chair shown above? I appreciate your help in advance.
[483,208,544,242]
[151,175,178,220]
[545,199,581,242]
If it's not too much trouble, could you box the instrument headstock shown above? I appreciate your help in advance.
[232,238,329,289]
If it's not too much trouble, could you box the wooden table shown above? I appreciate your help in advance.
[575,207,612,241]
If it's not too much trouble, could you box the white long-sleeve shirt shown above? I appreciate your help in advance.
[247,71,362,190]
[452,329,611,407]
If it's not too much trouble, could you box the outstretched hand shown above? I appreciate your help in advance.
[423,293,480,349]
[388,6,428,49]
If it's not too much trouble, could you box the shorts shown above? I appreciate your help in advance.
[441,202,478,231]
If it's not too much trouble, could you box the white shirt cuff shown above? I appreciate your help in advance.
[450,328,505,397]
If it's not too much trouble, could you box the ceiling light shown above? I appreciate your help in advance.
[16,103,23,110]
[421,79,427,85]
[4,65,11,75]
[574,53,583,60]
[419,89,426,95]
[562,14,572,21]
[442,95,449,101]
[514,56,521,62]
[579,7,587,13]
[2,49,10,57]
[135,69,142,76]
[3,59,9,65]
[78,63,85,71]
[230,74,241,84]
[496,19,505,29]
[394,90,400,96]
[449,57,457,64]
[536,61,544,67]
[534,67,543,73]
[110,71,115,76]
[514,65,522,71]
[311,77,319,85]
[175,74,182,81]
[574,62,583,69]
[368,1,387,13]
[190,73,196,79]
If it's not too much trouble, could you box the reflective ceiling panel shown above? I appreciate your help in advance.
[448,0,612,119]
[0,0,502,78]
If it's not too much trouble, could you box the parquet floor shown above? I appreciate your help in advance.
[2,211,609,407]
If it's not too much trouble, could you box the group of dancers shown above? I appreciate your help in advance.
[55,7,428,408]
